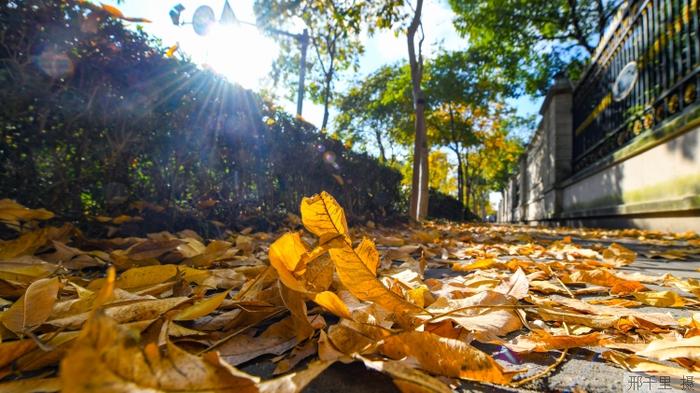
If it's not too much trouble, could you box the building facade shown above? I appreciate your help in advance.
[499,0,700,232]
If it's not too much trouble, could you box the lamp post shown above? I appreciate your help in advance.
[169,1,309,117]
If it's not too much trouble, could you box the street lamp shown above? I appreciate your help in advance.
[169,1,310,117]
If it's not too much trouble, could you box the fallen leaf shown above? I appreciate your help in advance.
[313,291,352,319]
[2,277,59,334]
[379,331,516,384]
[173,289,231,321]
[60,312,259,392]
[637,335,700,362]
[632,290,686,307]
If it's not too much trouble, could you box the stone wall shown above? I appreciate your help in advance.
[498,78,700,233]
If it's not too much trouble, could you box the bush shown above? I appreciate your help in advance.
[427,189,482,222]
[0,0,403,232]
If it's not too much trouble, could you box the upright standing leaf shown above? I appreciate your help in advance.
[300,192,349,239]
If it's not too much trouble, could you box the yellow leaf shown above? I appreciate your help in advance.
[100,3,125,18]
[355,237,380,275]
[452,258,498,271]
[87,264,207,291]
[313,291,352,319]
[173,289,230,321]
[93,266,115,310]
[268,232,310,293]
[329,244,424,323]
[60,312,259,392]
[0,229,48,259]
[300,191,349,239]
[406,286,432,308]
[379,331,516,384]
[632,290,686,307]
[270,232,308,273]
[2,277,59,334]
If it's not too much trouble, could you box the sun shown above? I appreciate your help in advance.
[200,23,279,90]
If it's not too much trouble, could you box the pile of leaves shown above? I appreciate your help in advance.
[0,193,700,392]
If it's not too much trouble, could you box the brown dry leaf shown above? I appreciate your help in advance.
[60,312,259,392]
[602,350,700,378]
[0,199,54,225]
[0,338,37,369]
[0,378,61,393]
[602,243,636,266]
[0,256,58,283]
[259,360,333,393]
[100,3,152,23]
[0,229,52,259]
[506,330,601,353]
[536,308,618,329]
[379,331,516,384]
[425,291,522,341]
[279,283,315,340]
[567,269,646,294]
[47,296,188,329]
[2,277,59,334]
[495,268,529,299]
[358,356,452,393]
[637,335,700,362]
[219,317,297,365]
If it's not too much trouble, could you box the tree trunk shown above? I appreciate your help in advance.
[448,105,463,207]
[374,128,387,163]
[407,0,428,222]
[321,75,332,132]
[464,150,470,214]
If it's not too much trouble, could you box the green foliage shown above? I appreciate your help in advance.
[448,0,622,94]
[0,0,403,231]
[334,63,414,161]
[254,0,365,130]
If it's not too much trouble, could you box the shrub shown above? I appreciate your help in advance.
[0,0,403,232]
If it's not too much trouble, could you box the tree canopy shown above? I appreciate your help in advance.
[449,0,622,94]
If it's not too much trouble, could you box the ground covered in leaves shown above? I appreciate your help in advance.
[0,193,700,392]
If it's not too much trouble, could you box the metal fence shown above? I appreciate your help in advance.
[573,0,700,172]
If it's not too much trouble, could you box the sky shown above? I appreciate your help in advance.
[102,0,544,209]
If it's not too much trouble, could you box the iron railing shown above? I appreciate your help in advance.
[573,0,700,171]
